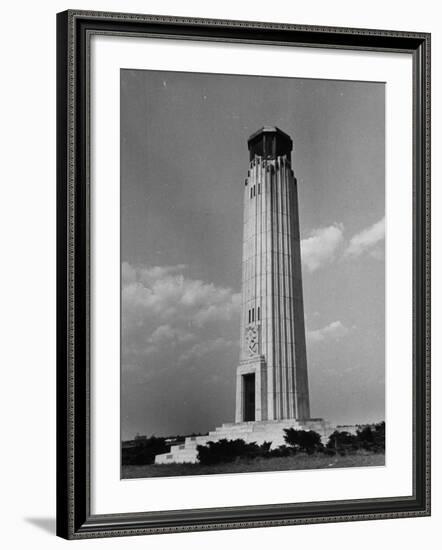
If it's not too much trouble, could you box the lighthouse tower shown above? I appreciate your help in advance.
[235,127,310,422]
[154,128,331,465]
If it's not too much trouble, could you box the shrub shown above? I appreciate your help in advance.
[197,439,271,465]
[356,421,385,453]
[283,429,323,454]
[326,430,360,455]
[268,444,296,458]
[122,436,169,465]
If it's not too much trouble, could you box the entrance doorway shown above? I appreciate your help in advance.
[243,373,255,421]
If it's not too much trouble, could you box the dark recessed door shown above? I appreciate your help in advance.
[243,373,255,421]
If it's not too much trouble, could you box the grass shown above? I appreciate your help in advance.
[122,451,385,479]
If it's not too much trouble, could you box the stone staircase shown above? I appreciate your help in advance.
[155,418,334,464]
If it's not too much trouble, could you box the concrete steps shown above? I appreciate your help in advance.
[155,418,334,464]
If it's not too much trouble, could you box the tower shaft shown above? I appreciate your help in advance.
[235,127,310,422]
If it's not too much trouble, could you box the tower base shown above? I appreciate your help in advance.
[154,418,334,464]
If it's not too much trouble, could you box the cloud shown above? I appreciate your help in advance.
[179,337,235,363]
[307,321,349,344]
[148,324,193,346]
[122,262,187,287]
[143,324,195,356]
[344,217,385,258]
[122,262,241,363]
[301,223,344,272]
[300,217,385,272]
[122,263,240,328]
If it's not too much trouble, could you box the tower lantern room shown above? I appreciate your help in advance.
[247,126,293,161]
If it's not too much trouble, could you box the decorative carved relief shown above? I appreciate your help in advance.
[245,325,259,356]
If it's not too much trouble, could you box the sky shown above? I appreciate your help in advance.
[120,69,385,440]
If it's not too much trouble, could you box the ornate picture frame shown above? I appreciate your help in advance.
[56,10,430,539]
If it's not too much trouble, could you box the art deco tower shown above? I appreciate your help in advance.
[235,127,310,422]
[155,127,320,465]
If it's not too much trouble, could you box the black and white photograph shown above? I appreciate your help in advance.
[0,0,436,546]
[120,69,386,479]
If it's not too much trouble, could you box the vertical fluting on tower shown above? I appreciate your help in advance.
[237,127,310,421]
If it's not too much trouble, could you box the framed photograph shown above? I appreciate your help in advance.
[56,10,431,539]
